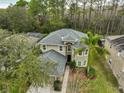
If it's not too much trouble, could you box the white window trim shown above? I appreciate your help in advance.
[76,60,88,67]
[83,60,87,66]
[43,45,47,50]
[58,45,63,51]
[78,51,83,56]
[84,49,88,56]
[68,45,72,51]
[77,61,82,67]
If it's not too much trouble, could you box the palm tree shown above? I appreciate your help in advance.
[81,31,109,65]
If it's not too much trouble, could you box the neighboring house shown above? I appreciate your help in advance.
[105,35,124,91]
[38,29,89,69]
[1,33,42,71]
[27,32,45,38]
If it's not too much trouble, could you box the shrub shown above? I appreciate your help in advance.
[68,61,76,70]
[53,80,62,91]
[87,66,96,79]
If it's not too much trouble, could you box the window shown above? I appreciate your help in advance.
[83,60,87,65]
[84,49,88,56]
[68,45,71,51]
[79,52,82,55]
[43,45,46,50]
[78,61,82,66]
[59,46,63,51]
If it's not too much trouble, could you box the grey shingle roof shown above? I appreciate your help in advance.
[110,36,124,51]
[27,32,44,38]
[107,36,124,51]
[106,35,124,41]
[40,50,67,76]
[39,29,88,45]
[73,42,88,49]
[111,36,124,45]
[62,34,76,42]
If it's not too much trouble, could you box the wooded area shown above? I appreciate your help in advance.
[0,0,124,35]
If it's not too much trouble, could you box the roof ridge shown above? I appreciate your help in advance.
[39,29,87,45]
[44,49,66,57]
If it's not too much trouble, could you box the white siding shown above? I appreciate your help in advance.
[74,50,88,67]
[41,44,67,56]
[40,44,88,67]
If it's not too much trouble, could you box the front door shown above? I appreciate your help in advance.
[67,55,71,62]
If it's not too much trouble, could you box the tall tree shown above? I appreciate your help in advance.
[81,32,109,65]
[0,32,54,93]
[29,0,48,16]
[7,6,34,33]
[15,0,28,7]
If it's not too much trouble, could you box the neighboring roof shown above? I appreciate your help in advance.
[27,32,45,38]
[40,50,67,76]
[5,34,40,46]
[110,36,124,51]
[106,35,124,41]
[39,29,88,45]
[107,35,124,50]
[111,36,124,45]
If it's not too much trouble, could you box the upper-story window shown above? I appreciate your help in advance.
[43,45,46,50]
[83,60,87,65]
[59,46,63,51]
[68,45,71,51]
[84,49,88,56]
[79,52,82,55]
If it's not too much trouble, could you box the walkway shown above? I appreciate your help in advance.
[61,66,70,93]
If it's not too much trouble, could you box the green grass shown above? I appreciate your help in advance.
[85,50,119,93]
[86,61,119,93]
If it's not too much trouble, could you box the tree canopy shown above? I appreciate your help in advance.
[81,31,109,65]
[0,30,54,92]
[15,0,28,7]
[0,0,124,34]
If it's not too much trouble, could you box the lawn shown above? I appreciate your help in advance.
[67,51,120,93]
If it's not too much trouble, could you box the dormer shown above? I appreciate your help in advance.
[61,34,78,45]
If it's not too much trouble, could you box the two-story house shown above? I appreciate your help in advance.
[38,29,88,78]
[27,29,89,92]
[105,35,124,91]
[39,29,88,67]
